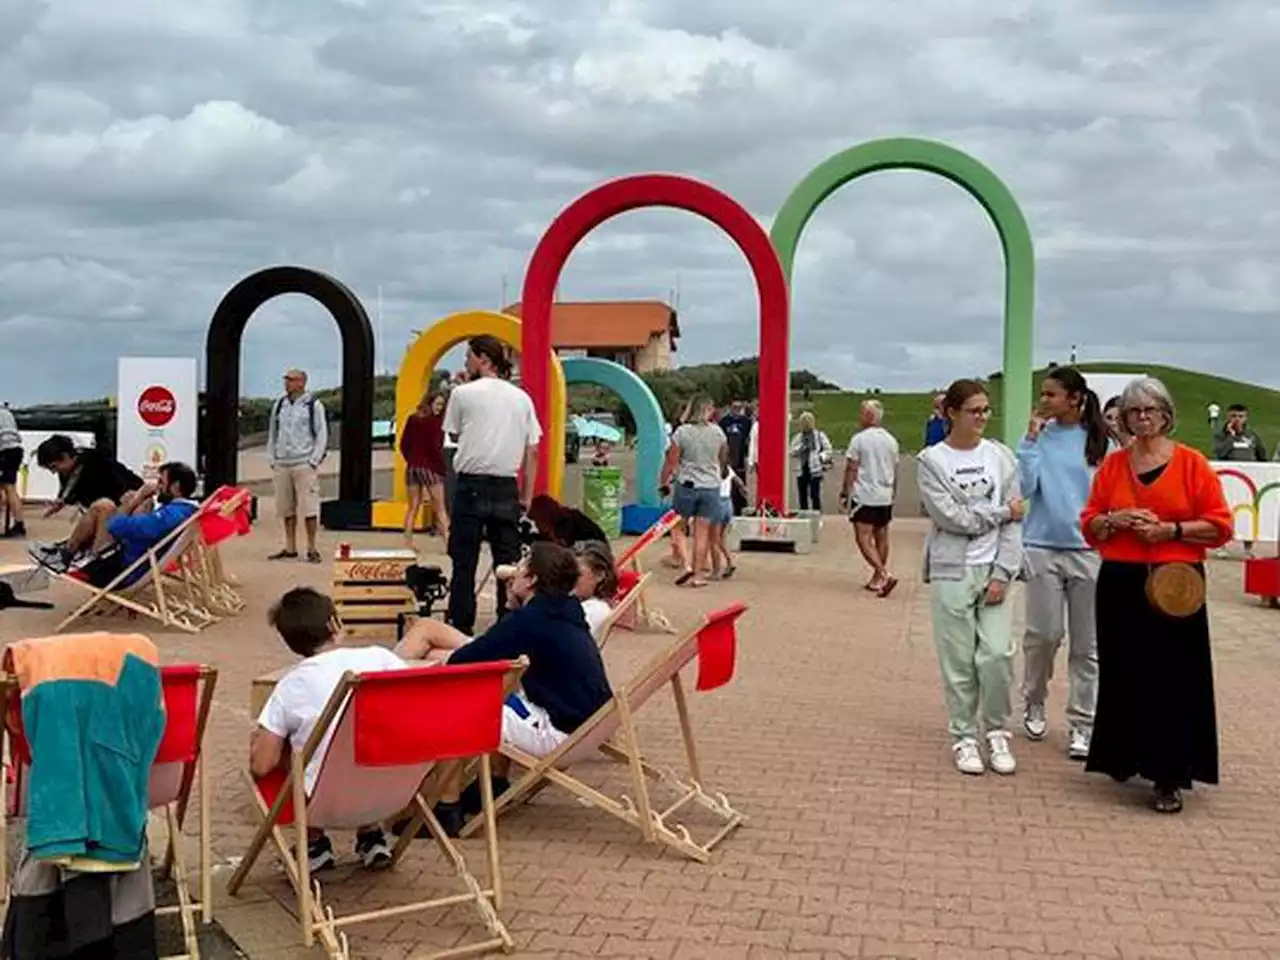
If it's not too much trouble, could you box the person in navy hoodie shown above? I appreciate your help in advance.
[395,540,613,835]
[70,462,201,587]
[1017,367,1111,760]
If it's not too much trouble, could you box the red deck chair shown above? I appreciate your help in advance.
[609,510,680,635]
[188,486,252,616]
[1,664,219,960]
[225,659,526,960]
[460,603,748,862]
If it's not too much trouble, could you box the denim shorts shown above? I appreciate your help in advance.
[672,484,722,521]
[714,497,733,526]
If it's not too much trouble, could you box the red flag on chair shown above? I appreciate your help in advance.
[695,602,746,692]
[353,663,509,766]
[155,665,201,764]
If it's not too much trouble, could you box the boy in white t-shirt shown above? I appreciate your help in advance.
[251,587,406,872]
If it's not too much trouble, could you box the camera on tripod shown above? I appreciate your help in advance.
[396,563,450,641]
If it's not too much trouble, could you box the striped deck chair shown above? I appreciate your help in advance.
[460,603,748,863]
[226,659,527,960]
[52,504,221,635]
[2,663,219,960]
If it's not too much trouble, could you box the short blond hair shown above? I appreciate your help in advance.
[798,411,816,430]
[861,399,883,423]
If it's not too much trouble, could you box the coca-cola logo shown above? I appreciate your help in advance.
[138,385,176,428]
[345,561,408,581]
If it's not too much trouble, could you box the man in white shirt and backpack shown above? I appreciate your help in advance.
[442,336,542,634]
[267,369,328,564]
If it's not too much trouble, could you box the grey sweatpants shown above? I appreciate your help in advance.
[1021,546,1101,731]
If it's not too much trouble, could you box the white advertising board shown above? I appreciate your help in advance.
[1212,461,1280,544]
[15,431,97,502]
[116,357,198,483]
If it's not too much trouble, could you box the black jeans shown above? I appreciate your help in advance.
[446,474,523,634]
[798,470,822,512]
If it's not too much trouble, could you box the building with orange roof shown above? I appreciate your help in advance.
[502,301,679,374]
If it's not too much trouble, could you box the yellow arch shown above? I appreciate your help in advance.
[371,310,566,530]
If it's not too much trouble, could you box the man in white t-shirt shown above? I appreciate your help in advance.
[442,336,543,633]
[839,400,901,597]
[251,587,406,872]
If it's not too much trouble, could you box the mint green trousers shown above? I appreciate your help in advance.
[930,567,1015,741]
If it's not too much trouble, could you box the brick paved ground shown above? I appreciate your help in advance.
[3,510,1279,959]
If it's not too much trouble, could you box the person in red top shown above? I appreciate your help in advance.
[399,392,449,548]
[1079,377,1233,814]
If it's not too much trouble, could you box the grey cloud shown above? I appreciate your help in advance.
[1,0,1279,406]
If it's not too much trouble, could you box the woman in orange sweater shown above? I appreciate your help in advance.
[1079,377,1232,814]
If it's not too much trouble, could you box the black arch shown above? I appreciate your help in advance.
[204,266,375,504]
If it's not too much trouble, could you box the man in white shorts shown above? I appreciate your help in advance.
[840,400,901,597]
[267,369,327,564]
[395,541,612,835]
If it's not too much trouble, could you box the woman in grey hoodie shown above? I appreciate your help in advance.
[916,379,1026,777]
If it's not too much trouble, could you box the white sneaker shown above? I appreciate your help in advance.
[1068,727,1091,761]
[1023,703,1047,741]
[986,731,1017,775]
[952,738,985,775]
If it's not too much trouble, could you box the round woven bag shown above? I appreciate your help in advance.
[1145,562,1206,619]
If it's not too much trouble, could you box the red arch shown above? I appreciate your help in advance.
[520,174,790,511]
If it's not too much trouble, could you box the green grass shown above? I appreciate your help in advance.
[792,362,1280,455]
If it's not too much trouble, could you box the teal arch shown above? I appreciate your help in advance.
[562,357,666,507]
[771,137,1035,449]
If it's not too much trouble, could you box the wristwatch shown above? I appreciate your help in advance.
[1173,521,1183,541]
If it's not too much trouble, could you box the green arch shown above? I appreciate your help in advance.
[771,137,1035,449]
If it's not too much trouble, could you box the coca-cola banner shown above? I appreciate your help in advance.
[117,357,198,484]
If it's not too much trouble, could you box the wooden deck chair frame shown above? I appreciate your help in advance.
[614,510,680,634]
[0,664,218,960]
[596,570,653,649]
[184,487,252,617]
[52,497,227,634]
[460,604,748,863]
[226,659,527,960]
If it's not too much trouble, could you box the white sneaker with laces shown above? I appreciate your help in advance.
[952,738,985,776]
[1023,703,1047,741]
[1068,727,1091,761]
[986,730,1017,775]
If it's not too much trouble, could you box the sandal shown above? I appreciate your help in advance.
[268,550,298,561]
[877,577,899,599]
[721,565,736,580]
[1150,787,1183,814]
[306,549,323,564]
[674,569,695,586]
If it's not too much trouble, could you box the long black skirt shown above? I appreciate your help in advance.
[1086,560,1220,789]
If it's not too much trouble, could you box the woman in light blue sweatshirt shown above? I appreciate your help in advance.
[1017,366,1111,761]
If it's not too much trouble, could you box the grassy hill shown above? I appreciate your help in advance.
[795,363,1280,456]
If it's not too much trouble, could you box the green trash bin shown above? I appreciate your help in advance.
[581,466,623,540]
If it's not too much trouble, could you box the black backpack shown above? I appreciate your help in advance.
[272,395,320,440]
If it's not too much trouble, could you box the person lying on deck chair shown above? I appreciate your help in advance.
[393,541,614,836]
[250,586,404,874]
[30,461,200,585]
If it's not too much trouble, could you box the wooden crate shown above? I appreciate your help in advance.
[332,547,417,644]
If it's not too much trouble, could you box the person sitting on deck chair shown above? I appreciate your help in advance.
[251,587,404,873]
[29,435,150,570]
[32,461,199,585]
[393,541,614,836]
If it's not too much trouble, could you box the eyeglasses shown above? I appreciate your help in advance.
[961,406,993,417]
[1127,406,1164,419]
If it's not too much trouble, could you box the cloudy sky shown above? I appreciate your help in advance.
[1,0,1278,406]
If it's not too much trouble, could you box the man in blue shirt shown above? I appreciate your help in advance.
[34,462,200,587]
